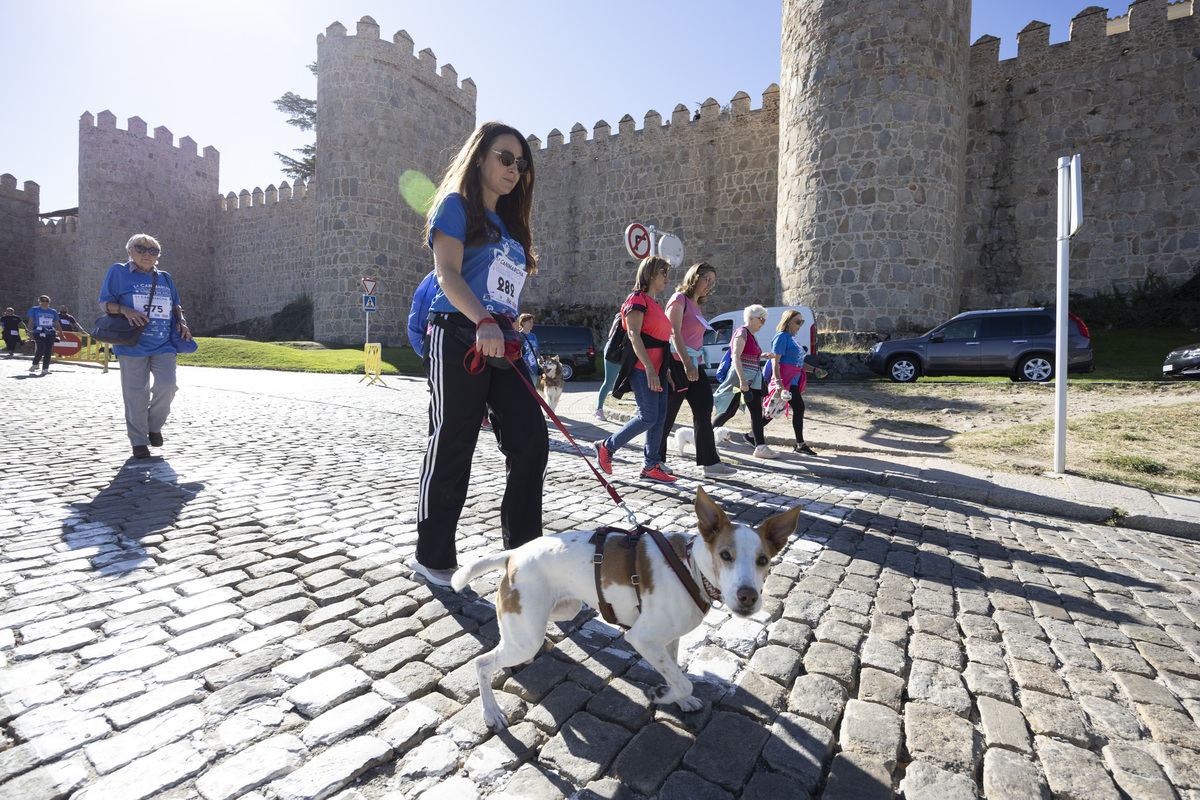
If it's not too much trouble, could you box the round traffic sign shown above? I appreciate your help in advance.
[657,233,684,267]
[52,332,81,357]
[624,223,651,261]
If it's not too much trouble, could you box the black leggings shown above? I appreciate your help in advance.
[32,334,54,369]
[764,389,806,444]
[712,386,766,446]
[658,363,719,467]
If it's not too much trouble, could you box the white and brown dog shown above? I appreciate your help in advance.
[452,487,801,731]
[674,426,735,456]
[536,355,564,413]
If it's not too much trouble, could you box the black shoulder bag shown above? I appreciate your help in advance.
[91,271,159,347]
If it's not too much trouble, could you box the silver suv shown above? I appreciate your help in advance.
[866,308,1094,383]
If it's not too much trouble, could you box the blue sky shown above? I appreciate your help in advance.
[0,0,1122,213]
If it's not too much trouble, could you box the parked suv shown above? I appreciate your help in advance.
[530,324,595,381]
[866,308,1094,383]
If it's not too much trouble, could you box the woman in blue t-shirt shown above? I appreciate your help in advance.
[767,309,826,456]
[25,295,63,374]
[412,122,547,587]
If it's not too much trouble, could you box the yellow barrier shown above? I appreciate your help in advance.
[360,343,387,386]
[49,332,113,373]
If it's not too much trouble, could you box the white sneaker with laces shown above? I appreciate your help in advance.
[592,408,607,421]
[703,463,737,477]
[408,558,456,587]
[754,445,778,459]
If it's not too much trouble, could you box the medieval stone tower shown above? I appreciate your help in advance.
[313,16,476,342]
[777,0,973,334]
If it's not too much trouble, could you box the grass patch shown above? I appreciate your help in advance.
[178,338,424,374]
[948,402,1200,495]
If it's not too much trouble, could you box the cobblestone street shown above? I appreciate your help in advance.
[2,359,1200,799]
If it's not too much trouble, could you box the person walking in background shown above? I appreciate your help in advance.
[593,257,677,484]
[2,307,24,357]
[767,309,827,456]
[98,234,193,459]
[712,304,775,458]
[517,313,540,379]
[414,121,547,587]
[658,262,735,477]
[57,305,81,332]
[594,311,622,421]
[25,296,63,374]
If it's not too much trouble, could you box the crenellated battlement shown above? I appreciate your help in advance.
[0,173,39,203]
[40,216,78,236]
[219,180,311,212]
[527,85,780,151]
[79,111,219,163]
[315,16,476,108]
[970,0,1196,68]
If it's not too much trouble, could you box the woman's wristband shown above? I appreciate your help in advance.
[476,318,498,332]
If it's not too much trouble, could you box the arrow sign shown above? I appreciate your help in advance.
[362,278,377,296]
[624,223,651,261]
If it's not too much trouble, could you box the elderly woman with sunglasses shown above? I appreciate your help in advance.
[412,122,547,587]
[657,262,736,477]
[98,234,193,459]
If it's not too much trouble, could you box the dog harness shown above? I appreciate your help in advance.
[589,525,717,629]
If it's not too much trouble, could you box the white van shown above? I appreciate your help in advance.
[698,305,817,373]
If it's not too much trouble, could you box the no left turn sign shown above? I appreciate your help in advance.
[624,223,651,261]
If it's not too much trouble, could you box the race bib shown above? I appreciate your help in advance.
[36,314,54,328]
[6,330,16,336]
[487,251,525,313]
[133,293,170,320]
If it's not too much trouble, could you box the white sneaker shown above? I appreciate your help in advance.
[28,365,37,372]
[703,463,737,477]
[408,558,456,587]
[593,409,607,422]
[754,445,778,459]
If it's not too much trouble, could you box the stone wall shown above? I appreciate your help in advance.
[0,175,39,310]
[522,90,781,323]
[312,17,477,343]
[77,112,219,329]
[961,0,1200,311]
[777,0,973,335]
[209,183,315,329]
[34,218,80,317]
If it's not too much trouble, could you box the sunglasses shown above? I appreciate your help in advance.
[133,245,160,256]
[491,149,529,174]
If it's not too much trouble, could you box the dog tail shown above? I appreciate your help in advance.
[450,552,510,591]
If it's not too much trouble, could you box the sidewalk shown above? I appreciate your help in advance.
[560,380,1200,542]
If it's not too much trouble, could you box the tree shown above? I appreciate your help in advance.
[274,62,317,182]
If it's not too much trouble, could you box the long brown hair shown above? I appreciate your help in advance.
[676,261,716,305]
[425,121,538,273]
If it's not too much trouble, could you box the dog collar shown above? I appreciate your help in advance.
[685,539,723,603]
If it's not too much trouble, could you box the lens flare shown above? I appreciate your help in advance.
[399,170,436,215]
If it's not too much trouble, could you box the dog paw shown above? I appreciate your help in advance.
[677,695,703,712]
[646,685,672,703]
[483,709,510,732]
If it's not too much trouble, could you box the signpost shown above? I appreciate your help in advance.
[362,278,377,348]
[624,223,684,267]
[1053,155,1083,474]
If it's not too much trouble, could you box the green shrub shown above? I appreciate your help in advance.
[1071,265,1200,328]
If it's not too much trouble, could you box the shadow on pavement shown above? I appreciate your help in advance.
[65,457,204,576]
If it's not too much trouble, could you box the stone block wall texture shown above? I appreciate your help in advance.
[961,0,1200,310]
[777,0,973,334]
[0,175,40,310]
[77,111,218,327]
[523,90,781,321]
[2,3,1197,342]
[209,183,315,329]
[312,16,476,343]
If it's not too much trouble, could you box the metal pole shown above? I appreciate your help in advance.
[648,225,658,257]
[1053,157,1070,474]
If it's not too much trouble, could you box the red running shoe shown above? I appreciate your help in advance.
[593,440,613,475]
[640,464,678,484]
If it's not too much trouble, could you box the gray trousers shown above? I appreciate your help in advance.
[119,352,178,447]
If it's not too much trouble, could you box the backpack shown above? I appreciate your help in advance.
[715,347,733,383]
[407,270,439,358]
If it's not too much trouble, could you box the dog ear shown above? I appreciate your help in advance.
[757,504,802,557]
[695,487,730,543]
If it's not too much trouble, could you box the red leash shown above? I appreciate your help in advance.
[466,345,635,524]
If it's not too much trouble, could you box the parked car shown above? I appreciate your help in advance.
[1163,342,1200,379]
[699,306,817,374]
[866,307,1094,383]
[530,324,595,381]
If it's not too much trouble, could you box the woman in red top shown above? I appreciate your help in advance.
[593,257,677,484]
[658,262,735,477]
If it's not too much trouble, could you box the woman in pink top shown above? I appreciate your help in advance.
[658,262,736,477]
